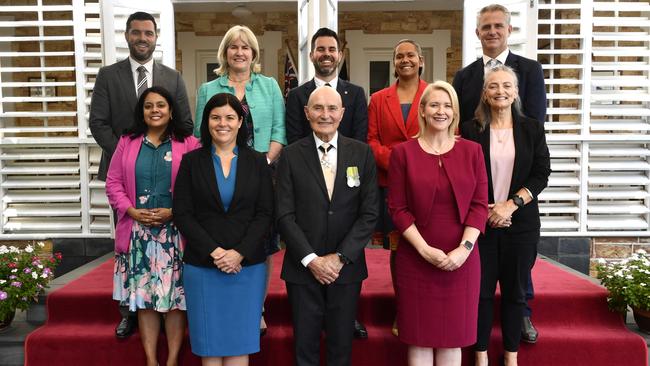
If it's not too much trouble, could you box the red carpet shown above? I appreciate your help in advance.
[25,249,647,365]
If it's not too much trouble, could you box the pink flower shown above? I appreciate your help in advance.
[11,281,21,288]
[0,291,7,300]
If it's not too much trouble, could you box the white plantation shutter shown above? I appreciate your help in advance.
[538,0,650,236]
[0,0,175,239]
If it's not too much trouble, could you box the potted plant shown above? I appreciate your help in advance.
[596,249,650,332]
[0,242,61,330]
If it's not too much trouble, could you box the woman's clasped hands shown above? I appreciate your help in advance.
[487,201,515,229]
[418,244,470,272]
[127,207,172,227]
[210,247,243,274]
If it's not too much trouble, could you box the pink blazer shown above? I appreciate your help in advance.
[105,135,201,253]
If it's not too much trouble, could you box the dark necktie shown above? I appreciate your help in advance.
[136,66,148,98]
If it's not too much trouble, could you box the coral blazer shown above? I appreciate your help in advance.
[368,79,428,186]
[105,134,201,253]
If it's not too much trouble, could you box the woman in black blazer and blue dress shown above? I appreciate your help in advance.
[173,93,274,365]
[460,65,550,366]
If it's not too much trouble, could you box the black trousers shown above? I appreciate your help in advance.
[286,281,362,366]
[475,230,537,352]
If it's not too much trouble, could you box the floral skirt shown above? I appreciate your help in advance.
[112,222,185,312]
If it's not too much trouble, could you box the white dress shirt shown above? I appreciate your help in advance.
[129,57,154,94]
[300,131,339,267]
[314,76,339,90]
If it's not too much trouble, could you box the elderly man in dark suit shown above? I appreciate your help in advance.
[452,3,547,344]
[286,27,368,145]
[285,26,370,340]
[277,86,379,366]
[89,11,192,339]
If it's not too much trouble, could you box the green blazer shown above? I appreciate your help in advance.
[194,73,287,152]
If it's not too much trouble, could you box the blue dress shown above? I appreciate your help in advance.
[183,146,267,357]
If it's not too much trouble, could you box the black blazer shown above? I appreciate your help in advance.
[285,78,368,144]
[460,112,551,236]
[276,135,379,284]
[173,146,274,267]
[90,58,193,180]
[452,51,547,126]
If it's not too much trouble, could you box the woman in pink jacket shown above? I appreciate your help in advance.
[106,86,200,366]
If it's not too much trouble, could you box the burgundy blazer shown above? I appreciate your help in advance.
[367,79,428,187]
[388,138,488,235]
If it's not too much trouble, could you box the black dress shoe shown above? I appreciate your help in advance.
[115,316,137,339]
[521,316,538,344]
[353,319,368,339]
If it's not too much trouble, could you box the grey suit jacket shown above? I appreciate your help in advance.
[89,58,193,180]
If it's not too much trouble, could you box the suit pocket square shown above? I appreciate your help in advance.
[346,166,361,187]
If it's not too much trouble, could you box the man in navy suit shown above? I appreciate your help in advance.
[89,11,192,339]
[277,86,378,366]
[452,3,546,344]
[285,27,370,339]
[286,28,368,145]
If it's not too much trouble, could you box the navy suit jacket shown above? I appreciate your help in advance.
[452,51,546,125]
[285,78,368,144]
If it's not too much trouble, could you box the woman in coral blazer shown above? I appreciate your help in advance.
[367,39,427,336]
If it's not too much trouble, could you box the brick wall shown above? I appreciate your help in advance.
[174,10,463,85]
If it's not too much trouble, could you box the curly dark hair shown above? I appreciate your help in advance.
[125,86,191,141]
[199,93,249,150]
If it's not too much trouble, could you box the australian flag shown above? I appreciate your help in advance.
[284,48,298,101]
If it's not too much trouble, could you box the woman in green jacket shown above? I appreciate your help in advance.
[194,25,286,163]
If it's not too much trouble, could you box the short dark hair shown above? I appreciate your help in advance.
[126,12,157,33]
[199,93,249,150]
[126,86,190,141]
[310,27,340,51]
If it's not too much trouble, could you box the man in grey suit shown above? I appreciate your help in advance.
[89,11,192,339]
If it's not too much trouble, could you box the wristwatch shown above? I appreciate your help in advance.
[337,252,351,264]
[462,240,474,251]
[512,194,525,208]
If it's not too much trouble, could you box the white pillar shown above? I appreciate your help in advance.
[297,0,338,83]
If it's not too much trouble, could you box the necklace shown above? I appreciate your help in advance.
[420,137,452,167]
[421,137,452,155]
[228,75,250,83]
[492,128,512,143]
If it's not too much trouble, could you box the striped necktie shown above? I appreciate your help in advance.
[136,66,148,98]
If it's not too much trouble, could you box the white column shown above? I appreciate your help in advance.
[297,0,338,83]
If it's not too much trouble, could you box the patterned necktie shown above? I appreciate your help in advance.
[486,58,501,69]
[319,143,335,200]
[136,66,148,98]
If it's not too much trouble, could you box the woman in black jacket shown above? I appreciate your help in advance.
[173,93,274,365]
[460,65,550,366]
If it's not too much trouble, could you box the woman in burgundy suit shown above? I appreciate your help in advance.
[367,39,427,336]
[388,81,488,366]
